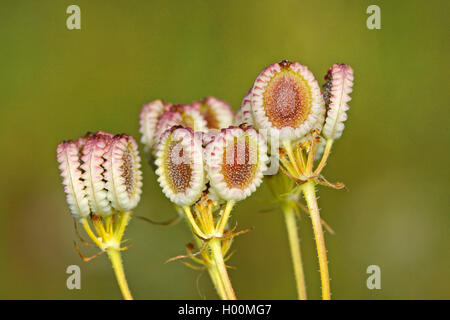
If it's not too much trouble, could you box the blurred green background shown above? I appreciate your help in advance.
[0,0,448,299]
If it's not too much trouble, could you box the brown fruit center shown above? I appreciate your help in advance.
[221,137,258,189]
[165,140,192,193]
[263,70,311,128]
[121,146,136,196]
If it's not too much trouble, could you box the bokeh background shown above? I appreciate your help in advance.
[0,0,448,299]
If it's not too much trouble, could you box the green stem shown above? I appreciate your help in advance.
[107,248,133,300]
[80,218,104,249]
[314,139,334,175]
[283,140,302,176]
[115,212,131,241]
[216,200,234,235]
[208,263,228,300]
[184,206,208,239]
[209,239,236,300]
[302,180,331,300]
[282,203,307,300]
[192,235,227,300]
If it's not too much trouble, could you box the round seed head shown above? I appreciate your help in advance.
[192,97,234,130]
[204,126,268,202]
[139,100,170,152]
[103,134,143,212]
[56,140,90,219]
[322,64,354,140]
[155,127,206,207]
[251,60,325,141]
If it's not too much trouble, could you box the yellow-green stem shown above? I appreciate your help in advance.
[283,140,302,176]
[282,203,307,300]
[80,218,104,249]
[115,212,131,241]
[184,206,208,239]
[302,180,331,300]
[216,201,234,235]
[192,234,227,300]
[314,139,334,175]
[208,263,228,300]
[209,239,236,300]
[107,248,133,300]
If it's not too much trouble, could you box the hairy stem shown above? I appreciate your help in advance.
[282,203,307,300]
[107,248,133,300]
[208,263,228,299]
[209,239,236,300]
[192,235,227,299]
[302,180,331,300]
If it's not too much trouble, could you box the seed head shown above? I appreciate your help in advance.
[171,104,208,133]
[192,97,234,130]
[152,110,184,153]
[139,100,170,152]
[322,64,354,140]
[80,132,114,215]
[57,140,90,219]
[57,132,143,218]
[155,127,206,207]
[204,126,268,201]
[251,60,325,142]
[103,134,143,212]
